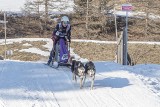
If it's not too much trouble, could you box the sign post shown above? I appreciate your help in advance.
[121,3,132,65]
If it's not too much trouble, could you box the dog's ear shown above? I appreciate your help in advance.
[89,61,93,65]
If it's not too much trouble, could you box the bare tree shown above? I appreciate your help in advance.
[129,0,160,37]
[74,0,113,39]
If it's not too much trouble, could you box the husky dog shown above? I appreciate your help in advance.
[71,60,85,89]
[84,61,96,90]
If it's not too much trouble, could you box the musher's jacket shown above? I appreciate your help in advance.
[52,23,71,42]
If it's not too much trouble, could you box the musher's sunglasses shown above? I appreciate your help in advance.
[63,21,69,24]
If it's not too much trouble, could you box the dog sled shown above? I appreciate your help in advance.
[51,34,71,68]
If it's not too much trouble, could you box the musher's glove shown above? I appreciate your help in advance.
[55,31,60,36]
[68,36,71,43]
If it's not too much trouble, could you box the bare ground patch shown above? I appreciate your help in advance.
[0,40,160,64]
[0,40,49,61]
[71,42,160,64]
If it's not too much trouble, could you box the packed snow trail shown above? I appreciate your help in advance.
[0,60,160,107]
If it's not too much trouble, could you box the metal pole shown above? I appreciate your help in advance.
[4,12,7,60]
[124,11,128,65]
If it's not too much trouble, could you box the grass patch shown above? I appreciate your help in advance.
[71,42,160,64]
[0,40,160,64]
[128,44,160,64]
[71,42,116,61]
[0,40,49,61]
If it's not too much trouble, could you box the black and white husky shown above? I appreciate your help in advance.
[71,60,85,89]
[84,61,96,90]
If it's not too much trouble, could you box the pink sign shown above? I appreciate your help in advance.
[122,4,132,11]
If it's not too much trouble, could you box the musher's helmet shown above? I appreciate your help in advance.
[61,16,69,24]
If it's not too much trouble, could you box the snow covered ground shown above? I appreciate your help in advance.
[0,38,160,107]
[0,61,160,107]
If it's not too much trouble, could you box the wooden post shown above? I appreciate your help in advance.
[117,31,123,64]
[4,12,7,60]
[114,4,118,63]
[86,0,89,30]
[114,3,118,41]
[0,12,7,59]
[45,0,48,32]
[145,1,149,36]
[117,29,128,65]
